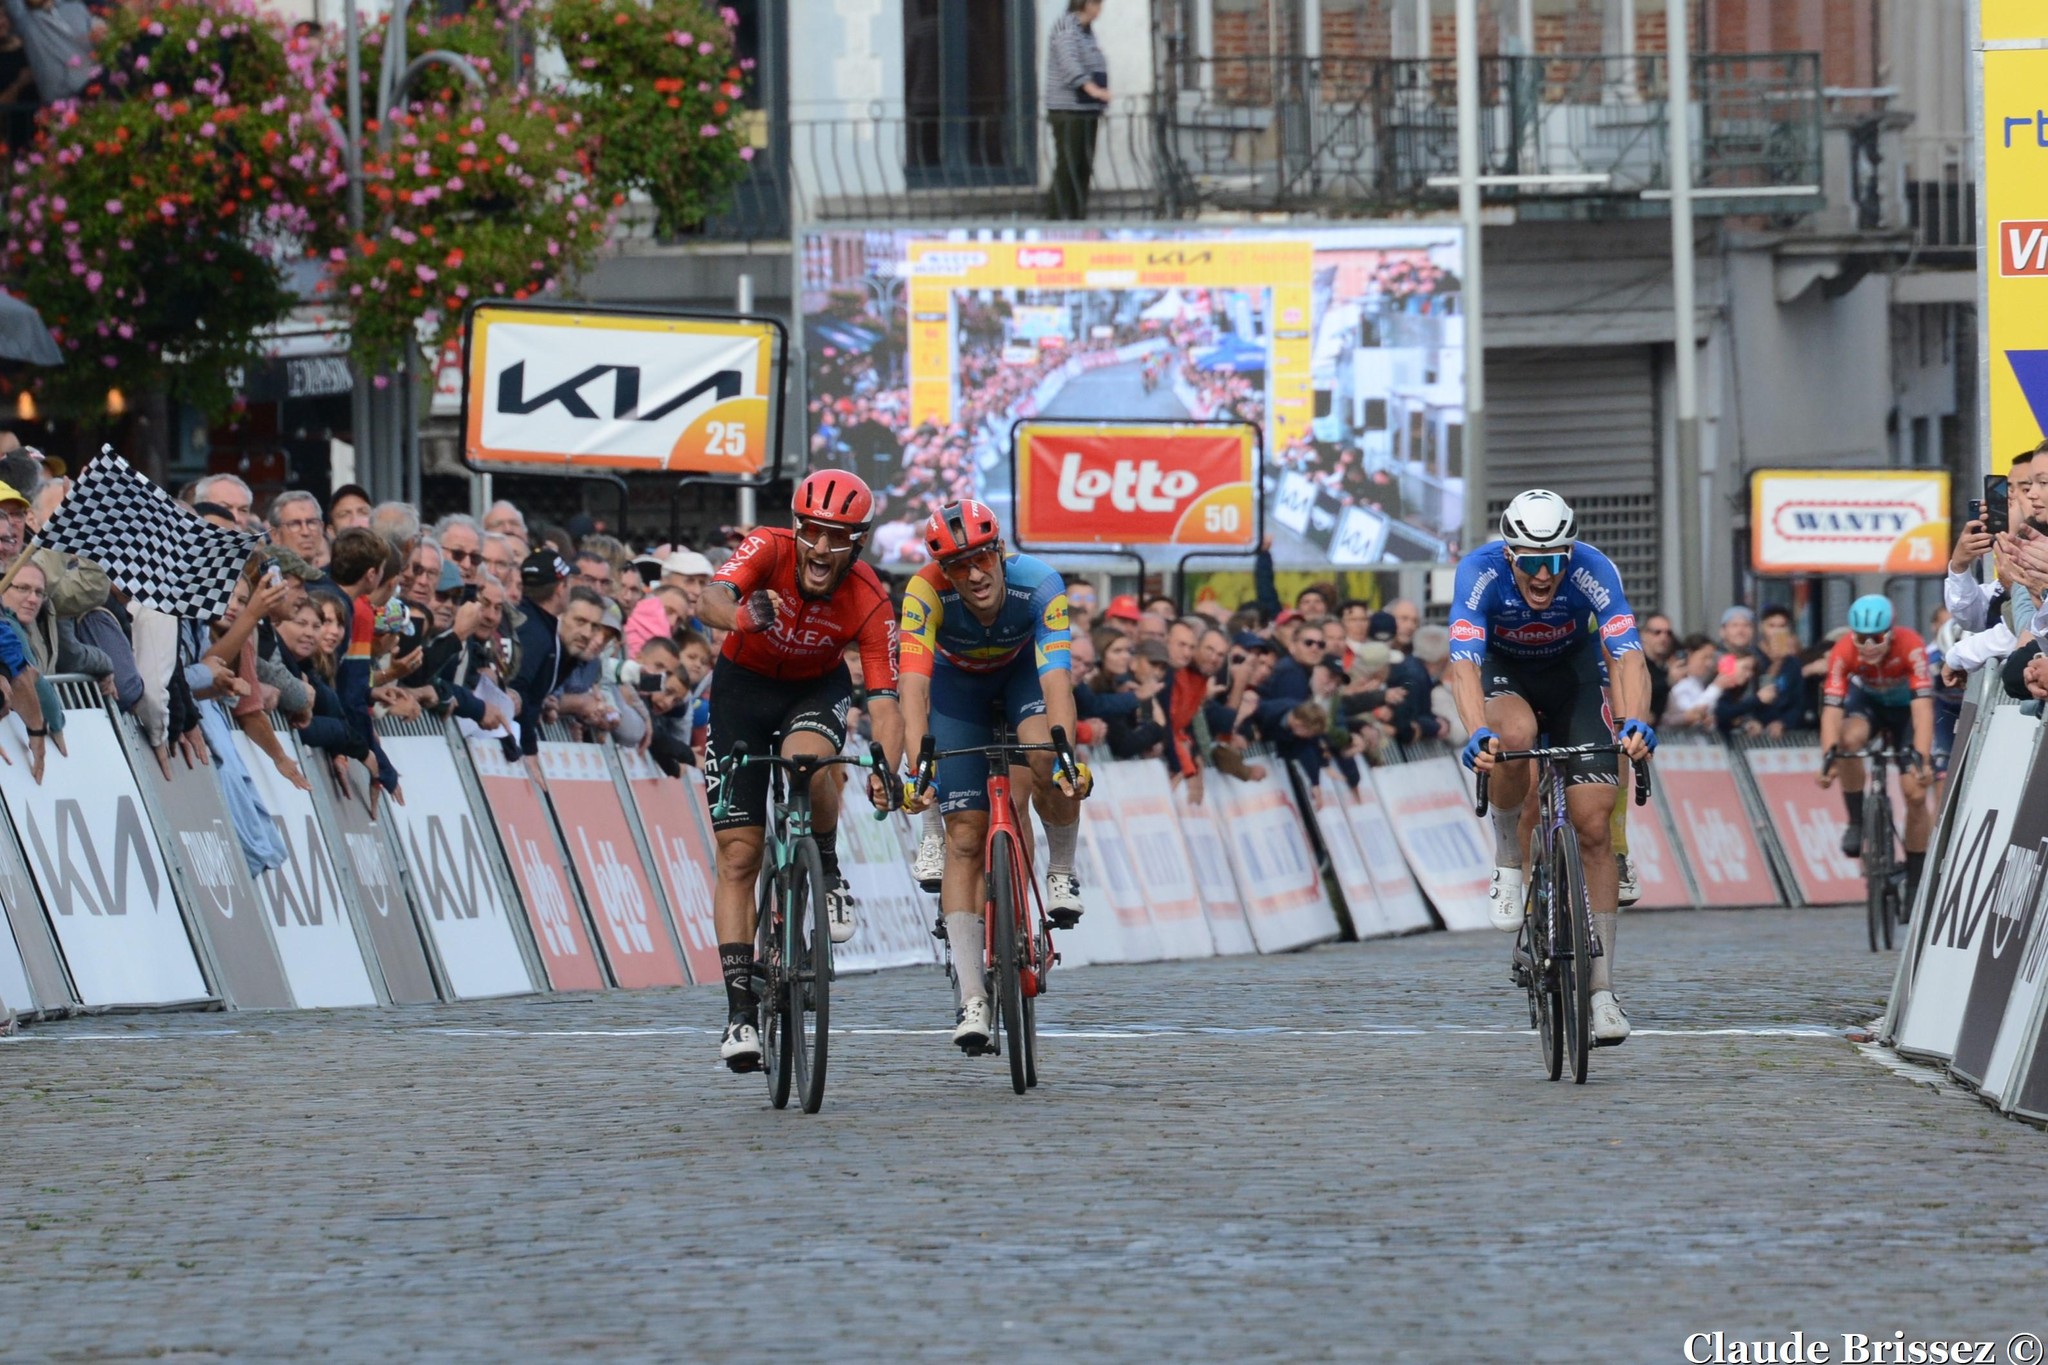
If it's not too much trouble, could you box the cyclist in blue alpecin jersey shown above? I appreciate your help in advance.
[1446,490,1655,1045]
[897,499,1089,1054]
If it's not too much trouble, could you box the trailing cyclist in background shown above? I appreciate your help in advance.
[1815,594,1935,907]
[897,499,1090,1054]
[697,469,905,1074]
[1445,489,1655,1046]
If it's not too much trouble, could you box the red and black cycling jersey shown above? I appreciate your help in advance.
[711,527,900,698]
[1821,626,1932,708]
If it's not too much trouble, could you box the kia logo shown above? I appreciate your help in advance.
[496,362,740,422]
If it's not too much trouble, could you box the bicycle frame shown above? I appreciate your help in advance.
[978,738,1050,999]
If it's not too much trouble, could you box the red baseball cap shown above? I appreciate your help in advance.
[1105,594,1142,622]
[1275,609,1303,626]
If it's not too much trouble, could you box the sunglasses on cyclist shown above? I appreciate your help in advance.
[1510,548,1571,578]
[794,518,860,555]
[938,546,1002,579]
[1853,629,1891,646]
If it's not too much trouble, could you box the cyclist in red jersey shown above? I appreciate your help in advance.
[698,469,904,1072]
[1815,594,1934,898]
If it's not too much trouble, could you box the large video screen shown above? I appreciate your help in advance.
[799,224,1466,570]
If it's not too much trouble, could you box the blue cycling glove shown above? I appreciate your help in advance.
[1618,718,1657,753]
[1461,726,1498,771]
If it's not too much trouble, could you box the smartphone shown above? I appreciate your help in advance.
[461,583,480,605]
[265,565,283,589]
[634,669,668,694]
[1986,475,2011,536]
[1969,498,1984,526]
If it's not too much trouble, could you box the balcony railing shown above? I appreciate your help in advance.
[688,51,1824,235]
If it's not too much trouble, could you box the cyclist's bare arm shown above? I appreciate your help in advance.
[1445,658,1494,768]
[867,692,905,781]
[1038,666,1083,793]
[897,671,936,809]
[1911,695,1935,763]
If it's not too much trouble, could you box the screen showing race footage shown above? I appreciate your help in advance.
[799,224,1466,570]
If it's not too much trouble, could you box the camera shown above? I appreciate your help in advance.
[1985,475,2010,536]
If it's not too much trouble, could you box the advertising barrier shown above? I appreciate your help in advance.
[469,737,606,991]
[1170,790,1258,955]
[126,713,294,1009]
[1204,767,1341,952]
[1896,708,2041,1060]
[1623,785,1694,910]
[1950,735,2048,1101]
[0,698,212,1009]
[308,753,442,1004]
[1305,769,1388,938]
[378,731,539,1000]
[833,770,942,973]
[613,751,721,984]
[538,741,690,988]
[1731,746,1858,905]
[1331,777,1431,935]
[1654,745,1780,908]
[0,799,69,1014]
[1095,761,1216,961]
[1079,789,1168,963]
[1371,757,1490,931]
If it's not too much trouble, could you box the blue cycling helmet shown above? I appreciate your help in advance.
[1848,594,1894,635]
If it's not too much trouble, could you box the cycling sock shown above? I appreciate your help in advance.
[946,912,985,1007]
[1044,818,1079,877]
[1591,912,1616,993]
[1843,790,1866,828]
[1492,805,1523,869]
[813,827,840,881]
[1906,849,1927,890]
[922,805,944,840]
[719,942,755,1018]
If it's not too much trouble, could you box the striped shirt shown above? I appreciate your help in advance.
[1043,12,1107,112]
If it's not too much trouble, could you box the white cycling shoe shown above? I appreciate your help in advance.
[952,996,993,1052]
[1591,990,1631,1045]
[1616,854,1641,908]
[825,878,857,944]
[719,1016,762,1072]
[1045,872,1083,929]
[1488,867,1525,932]
[912,831,945,892]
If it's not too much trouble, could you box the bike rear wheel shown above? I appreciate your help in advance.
[787,836,831,1114]
[990,833,1028,1096]
[1555,828,1594,1084]
[755,865,793,1110]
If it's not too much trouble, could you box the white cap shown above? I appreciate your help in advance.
[663,550,714,578]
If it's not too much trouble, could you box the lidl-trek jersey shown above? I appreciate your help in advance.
[1822,626,1932,708]
[899,552,1072,679]
[711,527,900,697]
[1447,540,1643,665]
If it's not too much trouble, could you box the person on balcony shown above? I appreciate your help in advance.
[1044,0,1110,220]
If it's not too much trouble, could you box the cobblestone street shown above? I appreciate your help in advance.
[3,907,2042,1362]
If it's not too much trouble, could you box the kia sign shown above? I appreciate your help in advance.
[1749,469,1950,575]
[1013,421,1257,550]
[462,302,785,478]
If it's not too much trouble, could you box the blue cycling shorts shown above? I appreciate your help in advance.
[929,656,1046,815]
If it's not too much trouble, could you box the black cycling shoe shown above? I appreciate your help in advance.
[1840,821,1863,859]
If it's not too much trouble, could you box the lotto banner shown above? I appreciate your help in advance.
[1093,761,1216,960]
[1622,784,1693,910]
[1203,768,1342,953]
[539,743,690,990]
[1740,747,1880,907]
[1014,422,1256,550]
[614,752,722,985]
[1170,789,1258,955]
[1983,40,2048,466]
[1653,746,1781,909]
[469,738,607,992]
[1369,758,1492,931]
[462,302,781,477]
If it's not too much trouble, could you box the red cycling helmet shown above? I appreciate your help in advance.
[792,468,875,532]
[924,499,1001,562]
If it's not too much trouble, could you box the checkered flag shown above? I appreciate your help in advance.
[34,447,256,621]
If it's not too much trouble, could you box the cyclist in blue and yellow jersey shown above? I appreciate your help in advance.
[1446,489,1655,1045]
[898,499,1089,1054]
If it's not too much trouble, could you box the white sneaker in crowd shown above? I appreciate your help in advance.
[1488,867,1525,932]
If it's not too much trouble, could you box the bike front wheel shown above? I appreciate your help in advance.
[1555,831,1594,1085]
[787,835,832,1114]
[756,866,794,1111]
[1863,794,1894,953]
[990,832,1028,1096]
[1526,873,1562,1082]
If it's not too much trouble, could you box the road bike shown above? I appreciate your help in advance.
[711,739,894,1114]
[1475,743,1650,1085]
[1822,743,1920,953]
[911,715,1079,1096]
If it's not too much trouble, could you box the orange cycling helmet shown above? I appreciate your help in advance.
[792,468,875,532]
[924,499,1001,562]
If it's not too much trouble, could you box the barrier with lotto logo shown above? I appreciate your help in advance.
[1895,707,2042,1062]
[1300,767,1386,938]
[122,709,294,1009]
[1737,746,1870,906]
[0,691,212,1009]
[1330,776,1431,934]
[1073,784,1168,963]
[376,725,541,999]
[1170,788,1258,955]
[1619,779,1692,909]
[1369,757,1490,931]
[468,737,607,991]
[538,741,691,989]
[613,751,721,984]
[1651,744,1780,909]
[1203,766,1341,952]
[1095,761,1215,961]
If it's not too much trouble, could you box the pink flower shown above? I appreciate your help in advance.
[85,271,101,291]
[416,264,437,282]
[740,145,755,161]
[104,198,121,215]
[373,374,389,389]
[698,40,714,54]
[699,123,720,137]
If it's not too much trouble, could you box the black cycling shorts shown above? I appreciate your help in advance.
[1482,644,1618,786]
[704,657,853,831]
[1841,684,1915,752]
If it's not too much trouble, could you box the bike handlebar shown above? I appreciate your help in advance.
[910,727,1078,805]
[1821,744,1923,775]
[1471,742,1652,818]
[709,740,898,822]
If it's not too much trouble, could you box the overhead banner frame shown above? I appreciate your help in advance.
[1747,467,1951,577]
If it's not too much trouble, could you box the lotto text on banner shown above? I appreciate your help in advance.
[1170,786,1259,955]
[538,742,689,989]
[468,738,606,991]
[1370,757,1493,932]
[1204,766,1341,952]
[1094,760,1216,961]
[613,750,722,984]
[1652,745,1779,907]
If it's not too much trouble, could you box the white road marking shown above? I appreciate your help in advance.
[1,1024,1850,1042]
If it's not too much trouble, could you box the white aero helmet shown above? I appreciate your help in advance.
[1498,489,1577,552]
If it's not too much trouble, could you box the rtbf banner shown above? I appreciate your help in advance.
[462,303,780,476]
[1748,469,1950,576]
[1014,421,1256,549]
